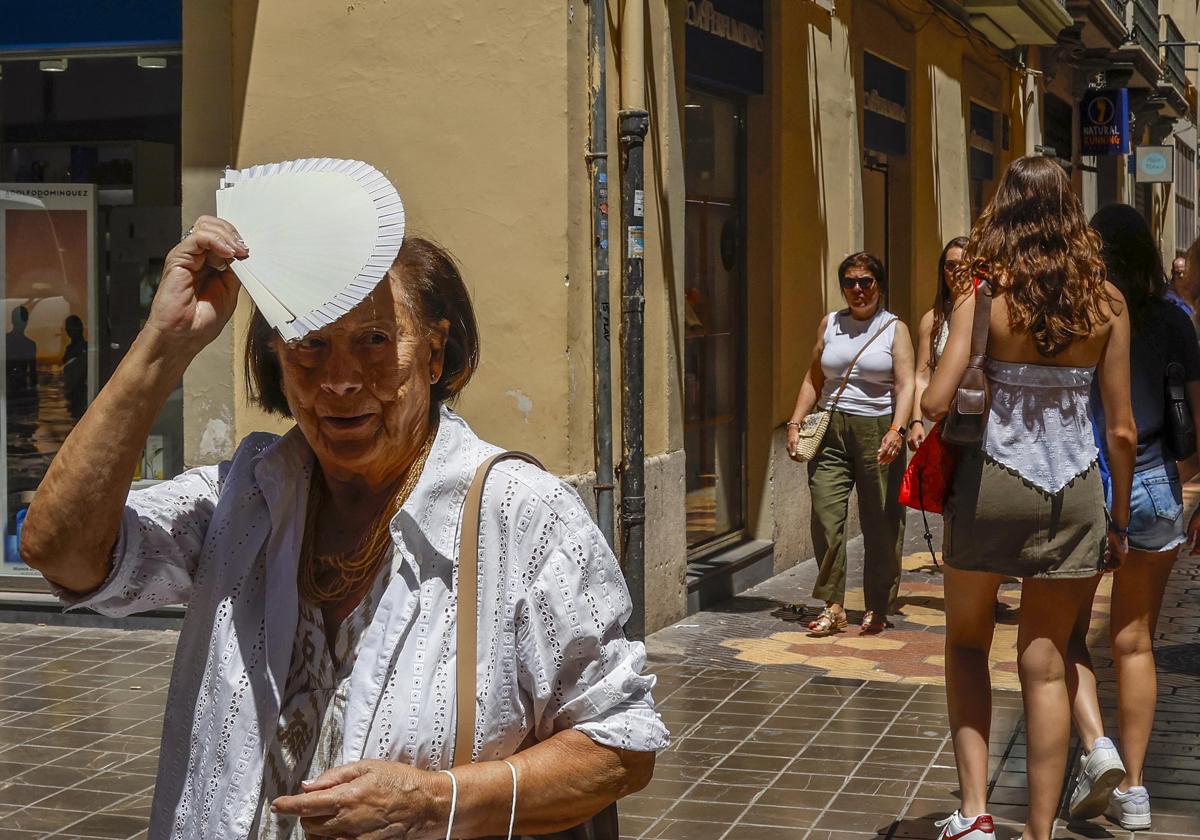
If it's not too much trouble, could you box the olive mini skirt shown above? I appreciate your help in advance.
[943,445,1106,579]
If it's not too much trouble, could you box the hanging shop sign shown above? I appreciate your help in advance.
[0,1,181,54]
[864,53,909,156]
[685,0,765,95]
[1134,145,1174,183]
[1080,89,1130,156]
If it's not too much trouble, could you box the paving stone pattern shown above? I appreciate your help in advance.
[0,505,1196,838]
[0,626,173,839]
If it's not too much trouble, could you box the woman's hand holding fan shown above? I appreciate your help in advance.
[146,215,249,358]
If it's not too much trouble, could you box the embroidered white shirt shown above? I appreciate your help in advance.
[56,406,669,840]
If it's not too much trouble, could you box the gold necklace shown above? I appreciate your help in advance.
[298,425,437,607]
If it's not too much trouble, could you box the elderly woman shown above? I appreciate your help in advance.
[20,216,666,839]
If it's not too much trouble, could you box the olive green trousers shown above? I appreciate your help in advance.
[807,411,905,613]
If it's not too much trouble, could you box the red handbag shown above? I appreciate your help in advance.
[899,422,957,514]
[899,423,959,565]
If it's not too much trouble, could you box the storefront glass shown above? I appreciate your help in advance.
[1,6,182,582]
[684,88,746,549]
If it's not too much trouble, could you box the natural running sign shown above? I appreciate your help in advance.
[1080,89,1130,156]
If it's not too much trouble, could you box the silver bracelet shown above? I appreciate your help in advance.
[438,769,458,840]
[502,759,518,840]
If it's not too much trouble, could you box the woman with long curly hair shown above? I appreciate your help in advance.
[922,156,1136,840]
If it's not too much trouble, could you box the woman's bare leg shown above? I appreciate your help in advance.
[1018,575,1105,840]
[943,565,1004,818]
[1067,574,1106,748]
[1111,547,1179,789]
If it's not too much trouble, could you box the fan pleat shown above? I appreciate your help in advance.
[215,157,405,340]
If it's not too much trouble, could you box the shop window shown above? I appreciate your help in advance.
[1175,140,1196,252]
[863,53,908,156]
[1,7,182,580]
[1042,93,1074,164]
[684,88,747,550]
[969,102,997,222]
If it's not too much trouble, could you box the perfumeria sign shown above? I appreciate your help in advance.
[687,0,765,52]
[685,0,765,94]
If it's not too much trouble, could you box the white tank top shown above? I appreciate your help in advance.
[817,309,898,417]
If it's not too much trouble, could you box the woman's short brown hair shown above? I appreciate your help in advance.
[244,236,480,417]
[837,251,888,299]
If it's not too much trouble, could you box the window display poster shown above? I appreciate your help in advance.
[0,185,97,575]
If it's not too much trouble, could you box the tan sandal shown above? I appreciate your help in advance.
[808,607,847,636]
[861,610,887,634]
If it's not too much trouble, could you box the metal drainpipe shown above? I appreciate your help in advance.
[587,0,615,551]
[619,0,649,640]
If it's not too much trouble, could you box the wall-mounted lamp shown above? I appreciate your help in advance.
[137,56,167,69]
[38,58,68,72]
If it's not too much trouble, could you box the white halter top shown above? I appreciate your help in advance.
[983,360,1098,495]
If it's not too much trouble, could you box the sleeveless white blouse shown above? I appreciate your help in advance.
[983,360,1098,495]
[817,309,898,417]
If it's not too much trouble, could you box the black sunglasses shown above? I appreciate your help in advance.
[839,275,878,291]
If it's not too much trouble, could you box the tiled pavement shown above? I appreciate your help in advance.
[626,494,1200,839]
[0,627,173,839]
[0,508,1197,838]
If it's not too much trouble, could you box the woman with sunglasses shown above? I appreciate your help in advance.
[909,237,969,451]
[786,252,915,635]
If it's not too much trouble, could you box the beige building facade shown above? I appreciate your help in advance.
[3,0,1198,630]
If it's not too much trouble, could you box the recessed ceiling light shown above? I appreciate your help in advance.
[137,56,167,69]
[39,58,68,72]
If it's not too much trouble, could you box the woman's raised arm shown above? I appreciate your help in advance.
[1097,289,1136,543]
[921,292,975,422]
[909,310,935,450]
[20,217,247,594]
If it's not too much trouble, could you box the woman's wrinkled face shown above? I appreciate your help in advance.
[275,273,448,486]
[840,266,881,318]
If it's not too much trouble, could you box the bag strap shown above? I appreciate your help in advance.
[829,314,900,408]
[966,275,992,370]
[453,450,545,768]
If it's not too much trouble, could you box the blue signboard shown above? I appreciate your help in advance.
[1080,89,1130,156]
[0,1,181,53]
[685,0,765,95]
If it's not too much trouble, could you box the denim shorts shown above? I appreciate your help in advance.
[1123,462,1186,552]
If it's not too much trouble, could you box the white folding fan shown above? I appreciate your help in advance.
[215,158,405,342]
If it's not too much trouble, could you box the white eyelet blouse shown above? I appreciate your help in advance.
[54,406,669,840]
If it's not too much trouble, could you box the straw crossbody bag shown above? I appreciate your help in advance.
[790,315,899,462]
[453,452,621,840]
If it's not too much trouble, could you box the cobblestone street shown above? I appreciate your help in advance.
[0,505,1197,839]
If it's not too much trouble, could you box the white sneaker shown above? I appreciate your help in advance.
[1107,786,1152,830]
[935,810,996,840]
[1070,737,1126,820]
